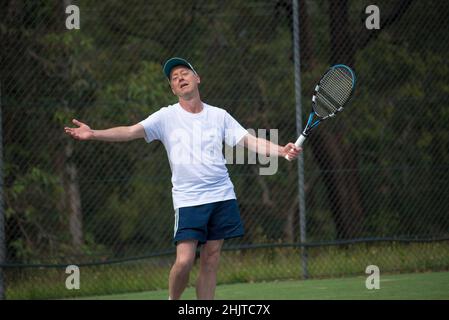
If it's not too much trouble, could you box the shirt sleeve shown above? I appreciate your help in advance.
[139,108,165,143]
[224,111,248,147]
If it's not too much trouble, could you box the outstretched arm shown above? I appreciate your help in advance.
[64,119,145,142]
[239,133,301,160]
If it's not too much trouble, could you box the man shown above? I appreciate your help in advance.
[64,57,301,300]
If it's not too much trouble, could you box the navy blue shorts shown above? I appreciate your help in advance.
[173,199,244,245]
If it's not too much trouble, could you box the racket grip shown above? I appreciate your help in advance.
[285,134,306,161]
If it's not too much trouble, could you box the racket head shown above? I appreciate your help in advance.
[312,64,356,119]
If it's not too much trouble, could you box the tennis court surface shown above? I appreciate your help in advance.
[81,271,449,300]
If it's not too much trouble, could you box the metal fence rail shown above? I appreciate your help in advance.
[1,0,448,299]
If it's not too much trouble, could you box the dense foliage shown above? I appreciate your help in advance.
[1,0,448,264]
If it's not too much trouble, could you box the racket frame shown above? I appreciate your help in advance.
[287,64,356,158]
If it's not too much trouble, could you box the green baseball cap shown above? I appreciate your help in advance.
[163,57,197,80]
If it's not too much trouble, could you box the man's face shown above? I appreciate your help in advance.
[169,65,200,98]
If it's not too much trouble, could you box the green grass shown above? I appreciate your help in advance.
[84,271,449,300]
[6,241,449,299]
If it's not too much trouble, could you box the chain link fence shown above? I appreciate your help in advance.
[1,0,449,299]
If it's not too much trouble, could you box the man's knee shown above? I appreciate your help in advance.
[200,249,221,271]
[174,255,195,272]
[173,240,198,273]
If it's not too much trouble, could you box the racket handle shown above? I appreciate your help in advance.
[285,134,306,161]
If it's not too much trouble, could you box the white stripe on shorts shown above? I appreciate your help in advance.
[174,208,179,238]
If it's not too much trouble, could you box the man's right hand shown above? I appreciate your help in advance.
[64,119,94,140]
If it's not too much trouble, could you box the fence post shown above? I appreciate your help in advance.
[292,0,308,280]
[0,80,5,299]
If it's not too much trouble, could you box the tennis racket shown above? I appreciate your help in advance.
[286,64,356,160]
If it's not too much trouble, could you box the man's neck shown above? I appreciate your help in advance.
[179,96,203,114]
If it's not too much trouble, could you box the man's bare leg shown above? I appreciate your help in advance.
[196,239,224,300]
[169,240,198,300]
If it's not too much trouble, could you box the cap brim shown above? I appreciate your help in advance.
[163,57,196,79]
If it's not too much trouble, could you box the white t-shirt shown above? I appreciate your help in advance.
[139,102,248,210]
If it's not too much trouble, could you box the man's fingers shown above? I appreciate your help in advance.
[65,127,76,134]
[72,119,83,127]
[289,148,301,154]
[287,143,300,150]
[64,127,79,139]
[285,143,302,160]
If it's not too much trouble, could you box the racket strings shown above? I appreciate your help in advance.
[315,92,338,117]
[320,70,353,105]
[314,68,354,117]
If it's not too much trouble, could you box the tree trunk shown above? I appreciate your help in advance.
[311,131,364,239]
[306,0,364,239]
[288,0,364,239]
[329,0,355,66]
[64,142,84,249]
[283,0,363,241]
[61,0,84,249]
[297,0,317,72]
